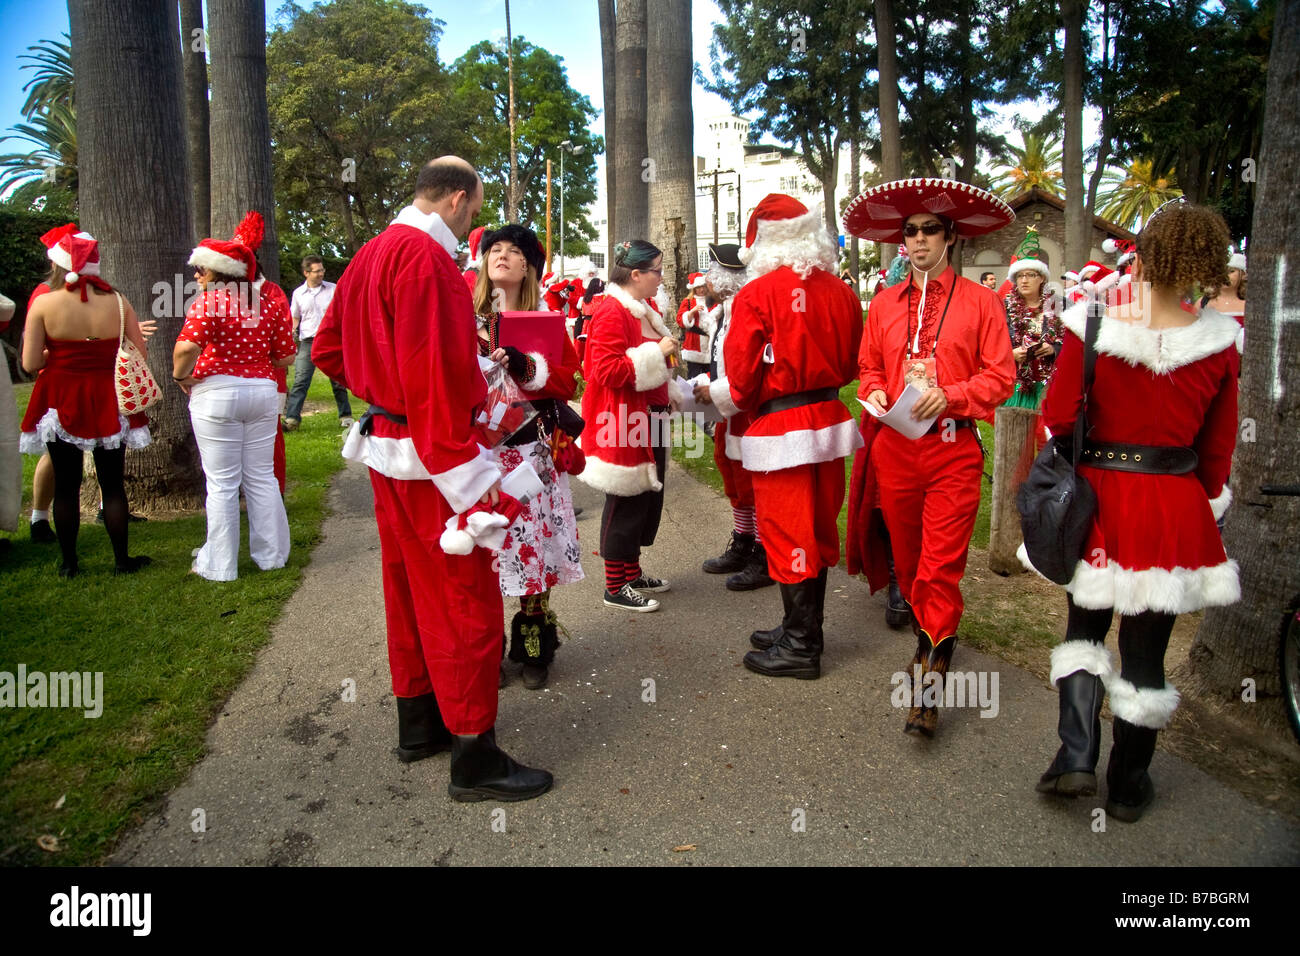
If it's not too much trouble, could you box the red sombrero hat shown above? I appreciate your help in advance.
[843,177,1014,243]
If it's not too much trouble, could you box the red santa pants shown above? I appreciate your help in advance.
[713,419,754,509]
[874,426,984,644]
[368,471,503,734]
[750,457,845,584]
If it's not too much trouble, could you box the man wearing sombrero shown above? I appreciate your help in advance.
[845,178,1017,736]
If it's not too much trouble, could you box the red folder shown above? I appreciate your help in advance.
[497,311,567,366]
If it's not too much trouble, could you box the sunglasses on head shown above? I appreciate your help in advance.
[902,222,947,238]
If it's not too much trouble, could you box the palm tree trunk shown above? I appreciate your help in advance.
[506,0,519,224]
[647,0,696,307]
[1061,0,1089,271]
[68,0,203,510]
[208,0,278,282]
[875,0,902,273]
[598,0,617,267]
[1187,0,1300,737]
[179,0,210,245]
[614,0,648,242]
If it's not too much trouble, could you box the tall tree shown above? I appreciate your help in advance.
[450,39,601,251]
[208,0,277,281]
[647,0,696,306]
[1188,0,1300,737]
[1096,158,1181,230]
[68,0,203,509]
[179,0,210,244]
[614,0,649,242]
[1061,0,1089,271]
[0,36,77,199]
[875,0,901,272]
[990,132,1064,198]
[598,0,617,264]
[504,0,519,223]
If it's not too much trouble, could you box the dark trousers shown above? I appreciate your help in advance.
[599,442,667,562]
[1065,595,1175,691]
[285,336,352,420]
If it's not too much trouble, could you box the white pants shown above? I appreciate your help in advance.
[189,376,290,581]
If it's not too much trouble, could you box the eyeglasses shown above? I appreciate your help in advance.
[902,222,947,238]
[638,267,663,275]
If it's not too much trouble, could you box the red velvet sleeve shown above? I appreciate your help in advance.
[311,297,344,381]
[721,286,769,412]
[857,296,888,400]
[525,332,580,402]
[941,290,1016,421]
[585,299,669,392]
[1193,348,1240,501]
[1041,328,1084,437]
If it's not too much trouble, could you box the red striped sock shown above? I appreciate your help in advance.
[733,507,756,535]
[626,560,642,585]
[605,561,627,593]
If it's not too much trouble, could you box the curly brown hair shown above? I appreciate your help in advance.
[1135,204,1230,295]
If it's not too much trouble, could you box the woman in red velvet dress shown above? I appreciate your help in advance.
[1027,204,1240,823]
[19,227,151,577]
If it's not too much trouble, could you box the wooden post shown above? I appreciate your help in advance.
[545,159,553,266]
[989,404,1040,575]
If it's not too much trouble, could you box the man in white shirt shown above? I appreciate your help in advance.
[285,256,354,430]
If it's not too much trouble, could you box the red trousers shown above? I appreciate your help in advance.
[714,419,754,509]
[874,426,983,645]
[751,457,845,584]
[369,471,503,734]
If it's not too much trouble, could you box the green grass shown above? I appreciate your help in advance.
[0,370,356,866]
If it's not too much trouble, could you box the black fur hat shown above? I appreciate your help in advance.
[478,224,547,279]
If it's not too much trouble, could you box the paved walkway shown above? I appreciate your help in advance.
[113,458,1300,865]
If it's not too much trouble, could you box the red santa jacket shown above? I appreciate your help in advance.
[858,265,1015,424]
[713,265,863,472]
[676,295,716,365]
[578,282,678,496]
[312,205,499,513]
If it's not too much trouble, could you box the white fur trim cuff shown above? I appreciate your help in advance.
[1105,674,1180,729]
[430,446,503,514]
[627,340,671,392]
[1208,486,1232,522]
[740,418,863,473]
[1065,557,1241,616]
[522,352,550,391]
[576,454,662,496]
[681,348,711,365]
[1049,640,1113,684]
[708,377,741,418]
[189,246,250,280]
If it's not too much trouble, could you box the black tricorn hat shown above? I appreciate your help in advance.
[479,224,547,279]
[708,242,744,270]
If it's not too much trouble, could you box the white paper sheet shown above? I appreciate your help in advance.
[674,373,724,422]
[860,383,938,440]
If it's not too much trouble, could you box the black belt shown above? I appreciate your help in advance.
[358,405,407,435]
[925,417,974,436]
[1080,441,1197,475]
[757,387,839,417]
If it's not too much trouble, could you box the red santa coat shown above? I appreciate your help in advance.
[578,282,678,496]
[1029,303,1240,615]
[312,205,502,733]
[713,265,862,582]
[676,295,714,365]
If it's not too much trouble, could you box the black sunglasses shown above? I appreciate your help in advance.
[902,222,947,238]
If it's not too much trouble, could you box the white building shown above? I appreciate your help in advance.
[582,114,863,279]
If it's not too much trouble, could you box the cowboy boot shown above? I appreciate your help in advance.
[1104,717,1158,823]
[884,555,912,630]
[750,576,794,649]
[703,531,752,574]
[743,578,821,679]
[395,692,453,763]
[726,539,776,591]
[905,635,957,738]
[508,609,550,689]
[1037,641,1110,797]
[448,727,553,802]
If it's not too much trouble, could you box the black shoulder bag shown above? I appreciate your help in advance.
[1015,302,1102,585]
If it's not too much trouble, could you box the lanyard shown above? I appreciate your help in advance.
[906,277,956,360]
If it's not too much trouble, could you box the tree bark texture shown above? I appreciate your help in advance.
[647,0,696,308]
[208,0,278,282]
[988,406,1037,575]
[1188,1,1300,738]
[598,0,617,267]
[613,0,648,243]
[875,0,902,272]
[1061,0,1089,270]
[69,0,203,510]
[179,0,210,245]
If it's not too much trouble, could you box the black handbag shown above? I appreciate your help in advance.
[1015,302,1102,585]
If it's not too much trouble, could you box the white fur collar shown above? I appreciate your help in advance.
[392,204,459,257]
[607,281,671,337]
[1061,302,1239,374]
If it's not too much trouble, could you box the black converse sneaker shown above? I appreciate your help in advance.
[627,574,670,593]
[603,583,661,612]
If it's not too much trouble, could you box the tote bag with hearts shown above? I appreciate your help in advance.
[115,292,162,415]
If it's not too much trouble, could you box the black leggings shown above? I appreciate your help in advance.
[47,439,129,569]
[599,441,668,562]
[1065,594,1175,690]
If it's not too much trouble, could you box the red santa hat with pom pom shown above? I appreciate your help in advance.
[42,223,101,284]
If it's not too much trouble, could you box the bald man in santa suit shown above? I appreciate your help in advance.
[708,193,864,680]
[313,157,552,802]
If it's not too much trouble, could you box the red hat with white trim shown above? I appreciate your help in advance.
[738,193,836,276]
[687,271,707,290]
[842,177,1014,243]
[42,223,101,283]
[468,225,486,261]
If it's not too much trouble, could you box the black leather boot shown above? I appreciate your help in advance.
[508,609,560,690]
[395,692,452,763]
[750,579,794,650]
[703,531,752,574]
[884,556,912,629]
[726,539,776,591]
[743,579,821,679]
[1105,718,1158,823]
[448,728,554,802]
[1037,670,1105,796]
[905,635,957,738]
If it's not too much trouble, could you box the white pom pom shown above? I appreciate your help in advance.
[1102,238,1118,254]
[439,516,475,555]
[65,271,79,283]
[737,247,753,265]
